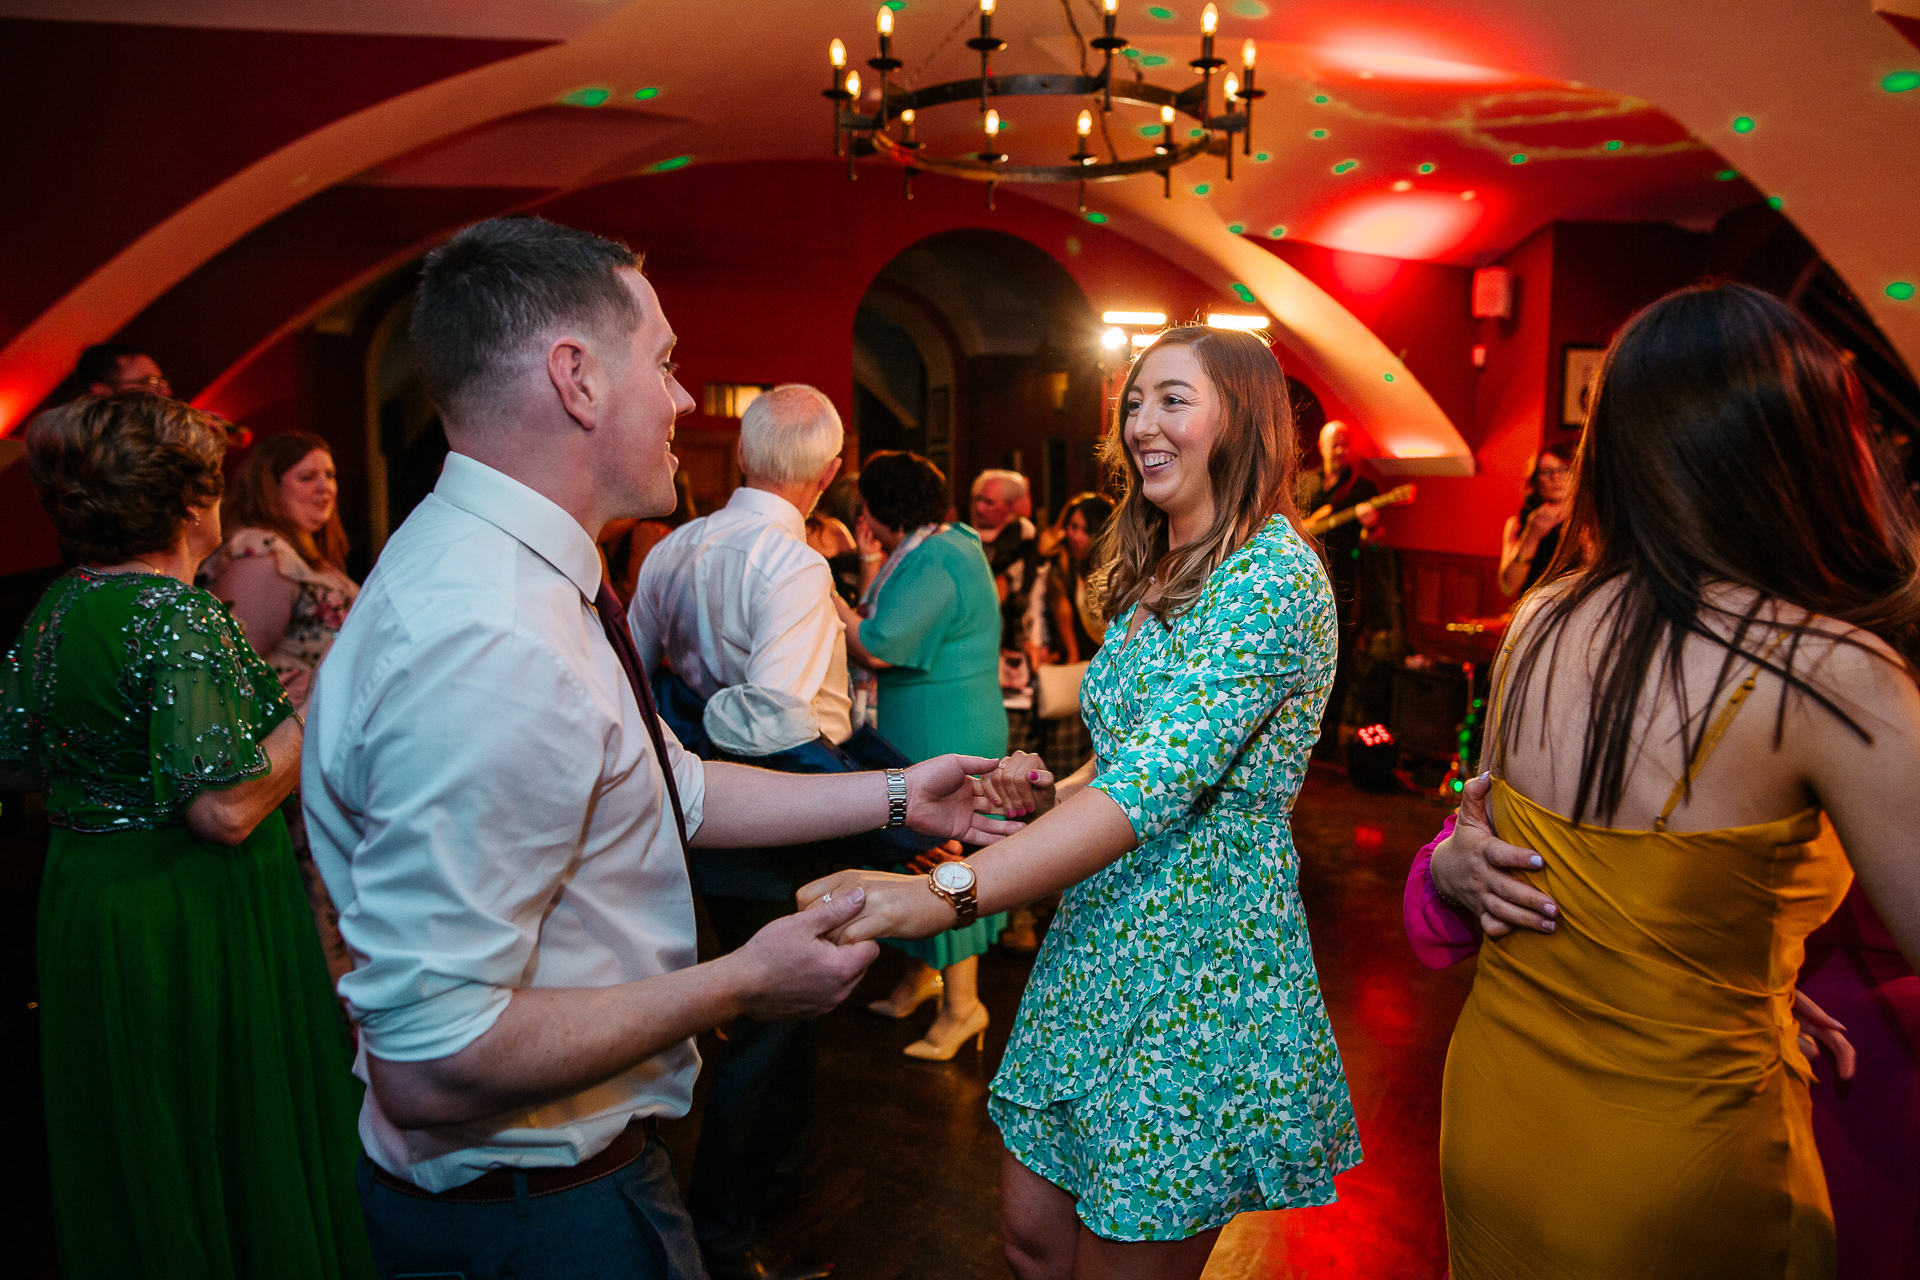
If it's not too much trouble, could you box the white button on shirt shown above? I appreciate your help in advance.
[631,486,852,750]
[303,452,706,1192]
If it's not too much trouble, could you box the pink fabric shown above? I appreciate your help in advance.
[1403,815,1482,970]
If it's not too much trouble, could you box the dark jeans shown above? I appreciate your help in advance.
[687,897,819,1256]
[355,1136,705,1280]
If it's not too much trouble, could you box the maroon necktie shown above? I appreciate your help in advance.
[593,579,689,858]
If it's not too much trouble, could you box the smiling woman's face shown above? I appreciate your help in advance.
[1123,342,1223,539]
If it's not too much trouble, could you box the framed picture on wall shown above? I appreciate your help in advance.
[1561,345,1606,428]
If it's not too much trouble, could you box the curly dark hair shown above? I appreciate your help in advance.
[25,392,227,565]
[858,450,951,533]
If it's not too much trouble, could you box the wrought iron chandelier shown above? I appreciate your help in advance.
[824,1,1263,207]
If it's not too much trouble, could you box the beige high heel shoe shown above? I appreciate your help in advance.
[866,969,943,1019]
[903,1003,989,1061]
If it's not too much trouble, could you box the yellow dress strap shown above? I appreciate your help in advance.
[1654,631,1790,832]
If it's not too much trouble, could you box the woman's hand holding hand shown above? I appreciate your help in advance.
[797,869,955,944]
[1431,772,1560,937]
[973,751,1056,824]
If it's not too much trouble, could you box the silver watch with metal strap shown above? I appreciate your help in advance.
[885,768,909,828]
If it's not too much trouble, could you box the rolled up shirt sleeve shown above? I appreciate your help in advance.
[1088,581,1314,844]
[326,623,610,1062]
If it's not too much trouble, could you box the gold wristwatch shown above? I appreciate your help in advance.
[927,860,979,927]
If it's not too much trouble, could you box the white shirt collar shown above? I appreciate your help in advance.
[725,485,808,542]
[433,452,604,598]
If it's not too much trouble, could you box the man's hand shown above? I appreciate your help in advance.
[725,889,880,1021]
[1431,772,1559,937]
[905,754,1030,845]
[1524,501,1567,541]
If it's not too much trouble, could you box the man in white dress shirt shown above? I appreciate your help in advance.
[303,217,1003,1280]
[631,385,865,1278]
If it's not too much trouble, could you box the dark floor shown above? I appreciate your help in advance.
[661,764,1475,1279]
[7,764,1473,1278]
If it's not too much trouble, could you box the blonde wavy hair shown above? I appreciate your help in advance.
[1092,326,1303,623]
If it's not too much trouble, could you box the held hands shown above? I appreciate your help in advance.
[730,889,880,1020]
[905,753,1054,845]
[973,751,1057,824]
[796,868,955,945]
[1431,772,1560,937]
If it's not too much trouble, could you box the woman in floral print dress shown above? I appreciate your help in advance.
[801,326,1359,1278]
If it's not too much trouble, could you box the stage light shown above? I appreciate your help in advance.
[1102,327,1127,349]
[1103,310,1168,324]
[1207,313,1268,330]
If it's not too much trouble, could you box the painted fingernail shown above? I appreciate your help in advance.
[1029,771,1040,781]
[1529,855,1544,868]
[1542,901,1557,915]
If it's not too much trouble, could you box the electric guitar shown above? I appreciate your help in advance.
[1304,483,1417,536]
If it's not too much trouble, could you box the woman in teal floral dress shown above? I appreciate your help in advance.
[1,394,373,1278]
[802,327,1359,1276]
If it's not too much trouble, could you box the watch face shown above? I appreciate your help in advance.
[932,861,976,892]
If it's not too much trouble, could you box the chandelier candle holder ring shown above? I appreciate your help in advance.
[828,1,1252,204]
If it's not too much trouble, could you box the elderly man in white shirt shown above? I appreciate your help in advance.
[631,384,877,1279]
[304,217,1010,1280]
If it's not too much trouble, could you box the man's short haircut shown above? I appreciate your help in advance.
[739,385,844,486]
[1320,419,1349,444]
[50,343,150,405]
[970,468,1029,501]
[410,216,644,419]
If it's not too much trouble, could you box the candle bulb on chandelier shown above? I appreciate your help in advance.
[846,71,861,101]
[902,107,916,144]
[832,38,847,71]
[1202,3,1218,36]
[1078,109,1094,137]
[1241,38,1256,69]
[878,6,893,36]
[1224,74,1239,101]
[986,108,1001,137]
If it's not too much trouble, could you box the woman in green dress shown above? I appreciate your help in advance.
[804,330,1359,1277]
[838,449,1010,1060]
[0,394,374,1278]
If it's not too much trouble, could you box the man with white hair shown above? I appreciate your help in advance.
[630,384,877,1280]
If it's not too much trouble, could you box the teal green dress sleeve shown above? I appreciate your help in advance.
[860,548,958,672]
[1087,571,1312,845]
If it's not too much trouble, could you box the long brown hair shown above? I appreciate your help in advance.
[1493,282,1920,823]
[1094,326,1303,622]
[224,431,349,570]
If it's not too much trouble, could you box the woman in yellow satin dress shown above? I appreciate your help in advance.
[1434,283,1920,1279]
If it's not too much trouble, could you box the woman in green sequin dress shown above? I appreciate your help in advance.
[802,330,1359,1277]
[0,395,373,1278]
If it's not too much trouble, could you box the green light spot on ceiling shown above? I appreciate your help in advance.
[1333,159,1358,173]
[1123,47,1141,58]
[1311,128,1328,139]
[633,86,661,101]
[1189,127,1207,138]
[1146,5,1176,20]
[1884,71,1920,93]
[1232,283,1256,302]
[1254,151,1270,162]
[1732,115,1755,133]
[1085,211,1109,224]
[1139,53,1171,67]
[1139,124,1163,137]
[1887,281,1916,301]
[1227,222,1246,234]
[1383,372,1396,382]
[884,0,906,8]
[1193,182,1211,195]
[1767,195,1783,210]
[1604,139,1622,151]
[1231,0,1268,15]
[562,86,611,107]
[645,154,692,173]
[1417,162,1435,174]
[1267,225,1288,238]
[1509,152,1528,164]
[1313,93,1330,104]
[1716,169,1738,181]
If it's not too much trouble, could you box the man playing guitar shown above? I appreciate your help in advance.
[1299,420,1379,760]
